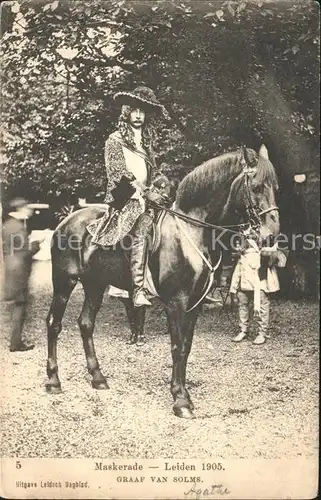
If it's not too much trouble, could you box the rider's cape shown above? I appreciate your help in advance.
[87,131,159,247]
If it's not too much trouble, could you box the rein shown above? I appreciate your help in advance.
[258,206,279,216]
[149,201,237,313]
[149,201,246,235]
[151,164,278,235]
[149,156,278,312]
[174,215,222,312]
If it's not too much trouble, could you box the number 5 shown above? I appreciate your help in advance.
[16,461,21,469]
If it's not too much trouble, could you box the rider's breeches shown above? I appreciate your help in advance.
[238,289,270,335]
[131,210,154,240]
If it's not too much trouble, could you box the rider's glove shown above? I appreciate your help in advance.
[144,188,169,206]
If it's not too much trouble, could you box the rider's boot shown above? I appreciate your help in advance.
[130,212,154,308]
[131,233,152,307]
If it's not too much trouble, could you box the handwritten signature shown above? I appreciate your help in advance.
[184,482,230,499]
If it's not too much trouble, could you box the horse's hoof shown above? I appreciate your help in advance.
[127,336,145,346]
[173,406,196,419]
[184,391,194,410]
[92,379,109,390]
[45,383,62,394]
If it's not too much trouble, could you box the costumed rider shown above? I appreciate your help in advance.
[87,86,171,308]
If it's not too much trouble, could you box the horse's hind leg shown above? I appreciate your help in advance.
[46,273,77,393]
[78,278,108,389]
[119,297,146,346]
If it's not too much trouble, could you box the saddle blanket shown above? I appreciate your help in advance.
[86,199,145,247]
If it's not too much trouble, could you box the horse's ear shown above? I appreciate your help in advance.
[259,144,269,160]
[244,147,257,167]
[243,146,250,164]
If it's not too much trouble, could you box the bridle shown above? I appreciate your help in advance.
[151,153,279,236]
[241,154,279,234]
[149,149,279,312]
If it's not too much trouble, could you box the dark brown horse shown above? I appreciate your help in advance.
[46,146,279,418]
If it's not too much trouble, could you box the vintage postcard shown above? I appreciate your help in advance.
[0,0,319,499]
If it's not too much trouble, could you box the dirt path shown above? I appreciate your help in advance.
[1,261,319,459]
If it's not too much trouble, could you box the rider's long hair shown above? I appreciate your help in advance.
[117,105,156,153]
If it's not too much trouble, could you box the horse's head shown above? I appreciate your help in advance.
[226,145,280,242]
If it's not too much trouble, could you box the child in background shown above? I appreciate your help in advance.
[230,232,287,345]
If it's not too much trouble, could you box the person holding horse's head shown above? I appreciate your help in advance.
[229,228,287,345]
[88,86,171,307]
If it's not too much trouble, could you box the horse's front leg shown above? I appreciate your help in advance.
[46,274,77,393]
[167,298,201,419]
[78,279,108,389]
[119,297,146,346]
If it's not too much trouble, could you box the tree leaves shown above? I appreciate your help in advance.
[11,2,20,14]
[51,1,59,11]
[1,0,319,206]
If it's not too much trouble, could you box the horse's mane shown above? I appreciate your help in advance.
[252,155,279,190]
[175,149,278,212]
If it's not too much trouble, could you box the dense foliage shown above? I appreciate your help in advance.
[1,0,319,233]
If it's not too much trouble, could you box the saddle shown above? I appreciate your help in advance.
[88,206,165,255]
[85,199,167,298]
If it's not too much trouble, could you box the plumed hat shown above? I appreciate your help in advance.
[114,86,170,119]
